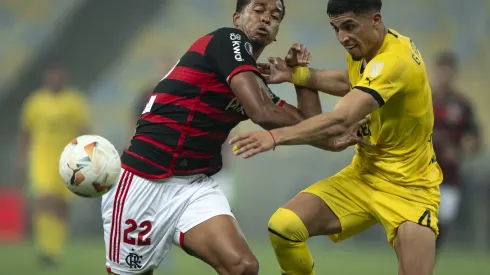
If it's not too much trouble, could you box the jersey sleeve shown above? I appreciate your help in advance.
[353,53,407,106]
[206,28,259,84]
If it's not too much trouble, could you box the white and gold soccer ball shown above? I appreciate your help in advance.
[59,135,120,198]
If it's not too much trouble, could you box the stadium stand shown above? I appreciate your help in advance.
[0,0,84,97]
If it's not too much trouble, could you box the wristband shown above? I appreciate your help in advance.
[291,66,310,86]
[267,130,276,151]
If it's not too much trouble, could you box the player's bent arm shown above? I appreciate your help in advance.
[230,71,302,130]
[272,88,380,146]
[294,85,322,118]
[279,85,322,120]
[292,68,350,97]
[307,69,350,97]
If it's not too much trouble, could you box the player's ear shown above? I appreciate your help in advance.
[372,13,382,27]
[233,12,241,27]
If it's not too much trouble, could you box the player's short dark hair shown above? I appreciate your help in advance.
[327,0,382,17]
[235,0,286,19]
[435,51,458,69]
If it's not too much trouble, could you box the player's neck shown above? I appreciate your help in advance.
[251,45,265,60]
[46,85,63,93]
[364,26,388,63]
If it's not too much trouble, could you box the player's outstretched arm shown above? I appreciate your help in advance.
[273,88,378,146]
[304,68,350,97]
[259,60,350,97]
[230,88,378,158]
[230,71,302,129]
[261,57,322,119]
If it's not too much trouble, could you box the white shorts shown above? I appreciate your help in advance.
[101,168,234,274]
[438,184,461,224]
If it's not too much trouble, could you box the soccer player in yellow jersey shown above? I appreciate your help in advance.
[230,1,442,274]
[19,65,89,266]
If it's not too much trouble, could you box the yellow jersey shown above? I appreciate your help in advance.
[21,87,89,184]
[347,29,442,188]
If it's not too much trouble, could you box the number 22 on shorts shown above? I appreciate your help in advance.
[123,219,152,246]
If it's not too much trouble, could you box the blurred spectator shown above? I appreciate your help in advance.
[18,64,89,266]
[431,51,481,254]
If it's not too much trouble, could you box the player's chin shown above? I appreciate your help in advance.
[250,36,271,47]
[347,48,363,61]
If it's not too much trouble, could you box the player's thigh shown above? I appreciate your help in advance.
[102,169,200,274]
[373,183,440,247]
[175,177,257,273]
[395,221,436,275]
[296,164,376,241]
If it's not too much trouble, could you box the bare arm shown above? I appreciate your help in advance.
[272,89,379,146]
[304,69,350,97]
[294,85,322,118]
[230,71,302,129]
[261,62,350,97]
[279,85,322,121]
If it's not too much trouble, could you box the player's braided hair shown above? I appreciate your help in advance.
[327,0,382,17]
[236,0,286,19]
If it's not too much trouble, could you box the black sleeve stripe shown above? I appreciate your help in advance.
[354,86,385,107]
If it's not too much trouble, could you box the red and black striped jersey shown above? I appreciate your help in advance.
[122,27,285,179]
[432,89,479,187]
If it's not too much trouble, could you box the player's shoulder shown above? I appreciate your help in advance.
[381,29,416,61]
[24,88,48,105]
[208,27,251,43]
[63,87,87,102]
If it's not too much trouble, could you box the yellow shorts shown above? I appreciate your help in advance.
[302,163,440,247]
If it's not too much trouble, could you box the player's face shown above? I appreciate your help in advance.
[44,68,66,90]
[233,0,283,47]
[435,64,456,87]
[329,12,382,61]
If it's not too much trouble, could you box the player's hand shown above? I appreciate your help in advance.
[229,131,275,158]
[285,43,311,67]
[257,57,293,84]
[326,116,373,152]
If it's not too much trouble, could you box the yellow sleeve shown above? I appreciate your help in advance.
[353,53,408,106]
[20,94,37,132]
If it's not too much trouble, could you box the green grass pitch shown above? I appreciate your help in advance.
[1,239,488,274]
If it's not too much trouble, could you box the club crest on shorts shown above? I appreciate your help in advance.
[126,249,143,269]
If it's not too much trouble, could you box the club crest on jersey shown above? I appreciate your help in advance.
[244,42,253,56]
[230,32,244,62]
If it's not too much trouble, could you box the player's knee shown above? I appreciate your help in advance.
[268,207,309,244]
[229,254,259,275]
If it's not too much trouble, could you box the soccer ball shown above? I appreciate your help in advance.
[59,135,121,198]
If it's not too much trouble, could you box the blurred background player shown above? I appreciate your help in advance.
[431,51,481,255]
[18,64,90,266]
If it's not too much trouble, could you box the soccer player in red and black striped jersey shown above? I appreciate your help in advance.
[431,52,481,256]
[101,1,360,274]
